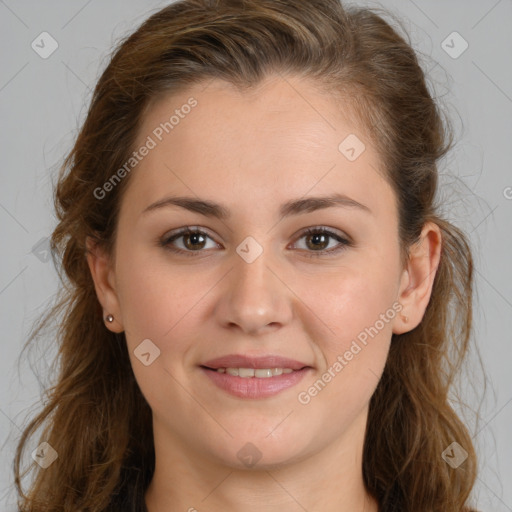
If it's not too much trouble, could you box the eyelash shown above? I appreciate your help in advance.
[159,226,353,258]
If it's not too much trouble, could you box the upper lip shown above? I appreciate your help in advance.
[201,354,311,370]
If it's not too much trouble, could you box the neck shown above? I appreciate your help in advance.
[144,408,380,512]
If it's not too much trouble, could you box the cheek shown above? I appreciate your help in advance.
[294,254,399,403]
[291,268,396,430]
[114,247,199,349]
[299,259,399,354]
[116,258,208,403]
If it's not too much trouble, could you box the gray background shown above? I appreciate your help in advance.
[0,1,511,510]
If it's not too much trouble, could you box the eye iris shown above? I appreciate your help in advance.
[184,232,206,250]
[306,232,328,250]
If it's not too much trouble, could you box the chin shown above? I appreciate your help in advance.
[214,432,311,470]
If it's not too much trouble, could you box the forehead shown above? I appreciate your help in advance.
[122,74,395,222]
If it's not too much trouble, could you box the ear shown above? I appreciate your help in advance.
[85,236,124,333]
[392,221,442,335]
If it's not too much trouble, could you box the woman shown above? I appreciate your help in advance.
[14,0,481,510]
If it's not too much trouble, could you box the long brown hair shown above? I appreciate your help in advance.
[14,1,483,510]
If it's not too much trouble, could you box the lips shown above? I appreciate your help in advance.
[201,354,310,371]
[199,354,313,398]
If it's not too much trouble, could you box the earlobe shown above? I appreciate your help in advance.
[85,236,124,332]
[392,222,442,335]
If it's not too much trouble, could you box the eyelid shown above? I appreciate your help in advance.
[159,225,353,257]
[290,226,353,257]
[292,225,352,245]
[160,226,220,251]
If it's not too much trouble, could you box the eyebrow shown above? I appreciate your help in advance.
[141,193,372,219]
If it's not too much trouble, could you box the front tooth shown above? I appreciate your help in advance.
[254,369,273,378]
[222,367,295,377]
[238,368,255,378]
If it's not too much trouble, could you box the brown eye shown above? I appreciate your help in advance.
[160,226,352,258]
[304,232,330,251]
[160,227,218,256]
[293,227,352,257]
[182,231,207,250]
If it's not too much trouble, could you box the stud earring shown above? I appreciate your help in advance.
[105,314,114,323]
[402,315,409,323]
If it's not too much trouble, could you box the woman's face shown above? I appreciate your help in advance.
[105,74,408,468]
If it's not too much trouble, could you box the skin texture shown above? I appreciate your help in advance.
[87,74,441,512]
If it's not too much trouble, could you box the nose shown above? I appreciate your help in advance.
[215,247,293,336]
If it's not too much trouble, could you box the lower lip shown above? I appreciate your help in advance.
[200,367,311,399]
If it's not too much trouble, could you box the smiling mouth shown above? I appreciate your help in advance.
[199,364,312,399]
[199,353,312,398]
[201,366,306,378]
